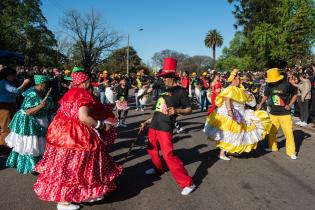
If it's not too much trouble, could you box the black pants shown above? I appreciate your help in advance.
[118,109,128,121]
[298,99,310,122]
[310,90,315,119]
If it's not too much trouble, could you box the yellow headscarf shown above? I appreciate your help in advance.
[227,69,239,83]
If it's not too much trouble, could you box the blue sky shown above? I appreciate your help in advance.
[42,0,237,64]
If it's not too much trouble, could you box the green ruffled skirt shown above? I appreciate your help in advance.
[6,151,41,174]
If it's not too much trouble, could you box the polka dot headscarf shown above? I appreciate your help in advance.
[71,72,90,85]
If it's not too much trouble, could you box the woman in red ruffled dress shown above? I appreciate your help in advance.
[33,72,122,210]
[208,72,222,114]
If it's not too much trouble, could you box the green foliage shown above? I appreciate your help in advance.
[225,0,315,70]
[101,46,143,74]
[0,0,63,66]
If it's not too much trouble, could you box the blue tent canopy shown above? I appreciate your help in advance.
[0,50,24,61]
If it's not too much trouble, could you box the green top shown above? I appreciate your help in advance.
[9,87,53,136]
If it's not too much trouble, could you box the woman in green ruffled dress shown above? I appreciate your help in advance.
[5,74,52,174]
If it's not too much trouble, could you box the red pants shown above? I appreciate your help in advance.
[147,128,193,189]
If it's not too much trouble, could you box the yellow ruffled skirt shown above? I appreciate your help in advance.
[204,107,272,154]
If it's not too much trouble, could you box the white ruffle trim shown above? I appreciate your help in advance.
[204,110,266,146]
[5,132,46,156]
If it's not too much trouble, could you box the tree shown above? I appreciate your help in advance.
[102,46,143,74]
[204,29,223,69]
[61,9,121,70]
[0,0,61,66]
[226,0,315,69]
[216,32,253,71]
[151,50,213,73]
[152,49,189,68]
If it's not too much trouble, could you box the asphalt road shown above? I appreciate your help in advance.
[1,103,315,210]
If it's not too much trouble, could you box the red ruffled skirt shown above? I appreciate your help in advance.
[33,143,122,203]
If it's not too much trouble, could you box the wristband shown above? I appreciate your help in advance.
[103,120,115,126]
[95,120,101,129]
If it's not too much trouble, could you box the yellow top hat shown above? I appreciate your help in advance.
[202,72,207,76]
[266,68,283,83]
[228,69,239,82]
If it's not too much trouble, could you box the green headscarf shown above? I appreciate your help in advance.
[64,76,72,81]
[34,75,50,85]
[72,66,84,73]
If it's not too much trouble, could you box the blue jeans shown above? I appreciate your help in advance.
[135,93,144,109]
[100,92,109,104]
[200,90,209,111]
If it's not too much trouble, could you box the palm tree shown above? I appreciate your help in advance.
[204,29,223,69]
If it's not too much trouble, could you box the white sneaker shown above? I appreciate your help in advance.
[145,168,156,175]
[57,203,80,210]
[300,122,308,127]
[136,108,139,111]
[290,155,297,160]
[176,128,184,134]
[295,121,302,125]
[218,155,231,161]
[120,123,127,128]
[141,108,144,112]
[85,196,104,203]
[181,184,196,195]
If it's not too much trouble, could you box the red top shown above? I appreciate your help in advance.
[212,82,222,96]
[46,87,117,151]
[181,76,190,90]
[202,77,210,89]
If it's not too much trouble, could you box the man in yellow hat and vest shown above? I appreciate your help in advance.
[257,68,298,160]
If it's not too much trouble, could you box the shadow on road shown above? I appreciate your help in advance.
[86,159,162,205]
[293,129,311,154]
[0,157,6,171]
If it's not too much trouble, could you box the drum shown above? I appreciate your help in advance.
[105,87,115,104]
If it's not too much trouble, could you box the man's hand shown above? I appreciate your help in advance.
[139,122,146,132]
[167,107,177,116]
[256,104,262,110]
[285,104,291,110]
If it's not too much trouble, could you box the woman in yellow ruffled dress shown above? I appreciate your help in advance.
[203,69,272,160]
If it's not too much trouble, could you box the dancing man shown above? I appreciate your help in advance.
[140,58,196,195]
[257,68,298,160]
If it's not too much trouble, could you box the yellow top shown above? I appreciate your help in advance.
[215,85,248,107]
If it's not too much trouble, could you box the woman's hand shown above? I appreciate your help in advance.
[227,109,234,118]
[39,101,47,109]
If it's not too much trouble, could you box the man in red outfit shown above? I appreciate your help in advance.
[140,58,196,195]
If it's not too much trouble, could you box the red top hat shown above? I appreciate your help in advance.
[158,58,178,77]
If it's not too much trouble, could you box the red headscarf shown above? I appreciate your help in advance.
[71,72,89,85]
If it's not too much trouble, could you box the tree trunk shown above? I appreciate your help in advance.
[212,45,216,70]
